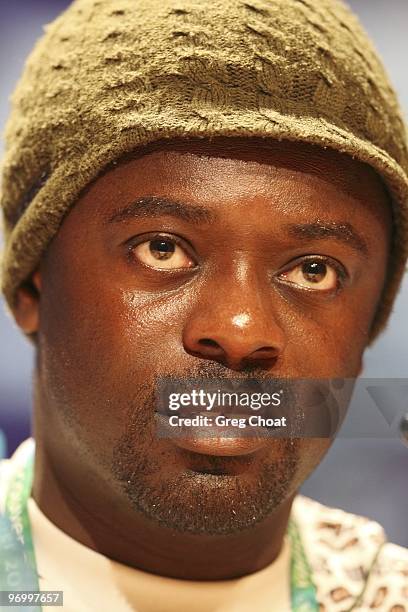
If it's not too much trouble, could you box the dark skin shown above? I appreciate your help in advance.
[13,137,391,580]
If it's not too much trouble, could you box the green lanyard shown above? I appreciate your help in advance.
[0,439,41,612]
[287,519,319,611]
[0,440,319,611]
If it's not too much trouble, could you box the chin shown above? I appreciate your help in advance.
[112,439,304,535]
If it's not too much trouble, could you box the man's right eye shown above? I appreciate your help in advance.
[131,235,196,270]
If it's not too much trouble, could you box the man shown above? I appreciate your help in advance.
[0,0,407,610]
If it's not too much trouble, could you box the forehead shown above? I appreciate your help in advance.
[75,137,391,227]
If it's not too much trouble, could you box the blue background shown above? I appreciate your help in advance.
[0,0,407,544]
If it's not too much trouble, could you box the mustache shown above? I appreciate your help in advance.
[123,362,286,429]
[153,361,294,411]
[176,360,276,381]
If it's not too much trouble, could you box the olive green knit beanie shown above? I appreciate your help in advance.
[1,0,407,341]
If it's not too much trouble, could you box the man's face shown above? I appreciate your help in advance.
[19,138,391,535]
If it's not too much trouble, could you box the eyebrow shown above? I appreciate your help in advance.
[107,196,216,224]
[286,221,369,255]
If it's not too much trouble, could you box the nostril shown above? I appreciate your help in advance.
[249,346,278,360]
[199,338,221,349]
[255,346,276,355]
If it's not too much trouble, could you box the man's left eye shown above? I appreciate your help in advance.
[278,259,341,291]
[132,237,195,270]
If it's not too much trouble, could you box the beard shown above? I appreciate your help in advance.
[110,361,302,536]
[113,437,300,536]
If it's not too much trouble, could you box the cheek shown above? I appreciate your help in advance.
[118,289,191,373]
[37,283,199,477]
[37,262,188,434]
[280,300,371,377]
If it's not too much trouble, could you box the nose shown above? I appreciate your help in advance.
[182,273,286,371]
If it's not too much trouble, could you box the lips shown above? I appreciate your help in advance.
[171,435,268,457]
[155,412,269,457]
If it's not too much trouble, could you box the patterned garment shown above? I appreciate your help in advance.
[292,496,408,611]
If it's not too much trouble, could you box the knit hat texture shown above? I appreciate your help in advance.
[1,0,407,341]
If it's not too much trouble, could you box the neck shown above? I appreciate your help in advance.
[32,440,295,580]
